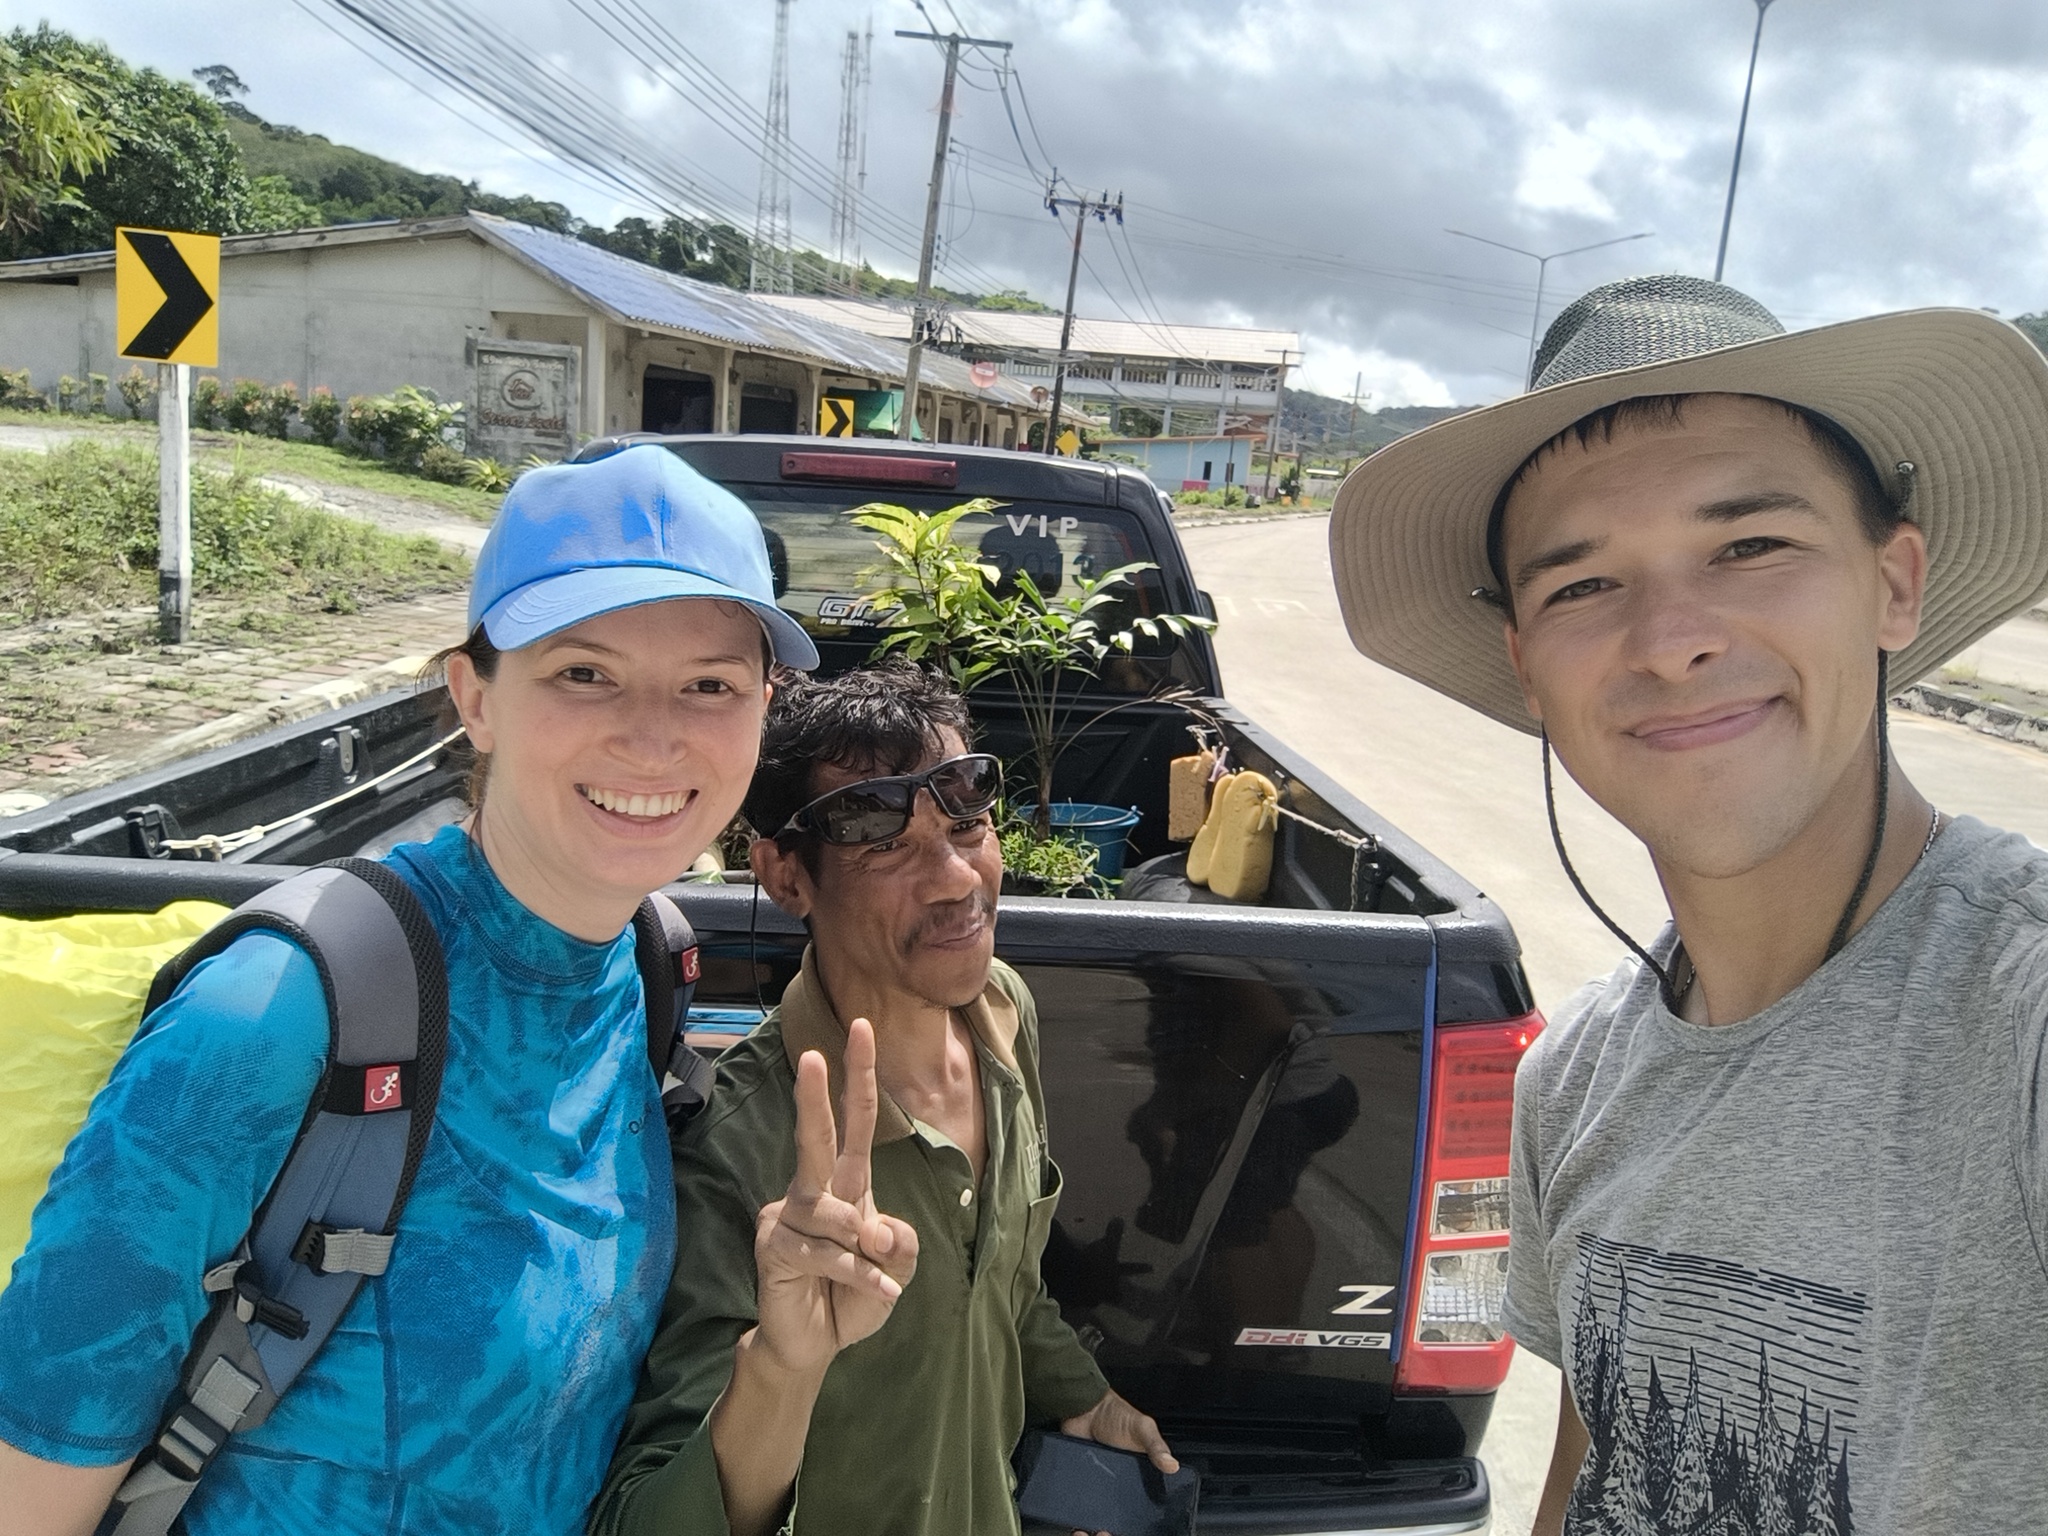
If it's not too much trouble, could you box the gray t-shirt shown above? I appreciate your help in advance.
[1504,814,2048,1536]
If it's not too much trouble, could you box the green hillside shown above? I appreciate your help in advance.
[222,107,1045,309]
[1281,387,1464,458]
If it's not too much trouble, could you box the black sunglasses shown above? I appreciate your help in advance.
[781,753,1004,846]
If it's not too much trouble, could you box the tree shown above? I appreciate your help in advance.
[5,26,250,257]
[1748,1347,1792,1536]
[191,64,245,103]
[1642,1357,1678,1521]
[0,32,112,240]
[1665,1353,1712,1531]
[244,172,319,232]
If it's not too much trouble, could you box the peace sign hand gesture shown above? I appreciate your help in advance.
[751,1017,920,1377]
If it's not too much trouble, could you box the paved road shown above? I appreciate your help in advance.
[1949,607,2048,692]
[1178,514,2048,1536]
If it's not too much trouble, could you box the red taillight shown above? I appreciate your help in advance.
[1394,1012,1542,1394]
[779,451,959,488]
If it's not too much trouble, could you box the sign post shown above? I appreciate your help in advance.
[156,364,191,641]
[115,226,219,644]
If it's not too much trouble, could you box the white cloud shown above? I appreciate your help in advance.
[1514,122,1616,220]
[41,0,2048,403]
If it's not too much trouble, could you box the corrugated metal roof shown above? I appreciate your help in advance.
[471,215,1042,407]
[0,212,1042,410]
[756,293,1300,368]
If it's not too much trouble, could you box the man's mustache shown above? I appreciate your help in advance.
[905,892,997,951]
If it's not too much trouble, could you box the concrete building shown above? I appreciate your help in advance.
[0,212,1046,458]
[1096,434,1260,491]
[757,294,1299,440]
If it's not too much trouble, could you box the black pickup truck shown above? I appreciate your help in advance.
[0,435,1541,1535]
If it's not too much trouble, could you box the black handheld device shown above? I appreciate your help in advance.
[1013,1430,1200,1536]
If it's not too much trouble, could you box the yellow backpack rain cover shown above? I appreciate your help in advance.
[0,902,227,1282]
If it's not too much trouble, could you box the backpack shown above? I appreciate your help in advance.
[98,858,709,1536]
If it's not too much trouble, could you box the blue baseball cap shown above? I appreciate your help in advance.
[467,444,819,668]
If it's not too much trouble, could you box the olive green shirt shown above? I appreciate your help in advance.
[590,952,1110,1536]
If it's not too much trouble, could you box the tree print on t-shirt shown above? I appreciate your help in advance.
[1562,1233,1868,1536]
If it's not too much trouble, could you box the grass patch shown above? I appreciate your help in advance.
[200,435,503,521]
[0,440,469,625]
[0,413,503,521]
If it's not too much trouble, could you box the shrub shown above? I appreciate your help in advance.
[0,368,46,410]
[116,367,155,420]
[257,381,300,440]
[223,378,267,433]
[86,374,109,415]
[190,376,226,430]
[342,385,462,469]
[418,442,469,484]
[0,440,470,623]
[463,456,513,493]
[56,376,82,413]
[342,393,378,447]
[302,386,340,445]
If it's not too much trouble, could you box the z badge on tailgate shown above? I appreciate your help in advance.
[1234,1283,1398,1349]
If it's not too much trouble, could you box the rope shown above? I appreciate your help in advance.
[1542,730,1683,1013]
[1826,650,1892,958]
[1271,803,1382,911]
[161,727,468,859]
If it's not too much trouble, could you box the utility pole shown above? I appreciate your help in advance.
[831,23,873,294]
[1261,348,1294,496]
[1343,370,1363,475]
[895,26,1011,440]
[1447,228,1654,388]
[751,0,796,293]
[1715,0,1779,283]
[1043,184,1121,455]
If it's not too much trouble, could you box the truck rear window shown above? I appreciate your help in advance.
[726,484,1171,642]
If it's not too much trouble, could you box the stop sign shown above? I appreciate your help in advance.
[971,360,1000,388]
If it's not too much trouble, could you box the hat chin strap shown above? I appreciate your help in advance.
[1542,651,1892,1016]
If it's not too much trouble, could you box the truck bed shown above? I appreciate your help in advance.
[0,677,1529,1532]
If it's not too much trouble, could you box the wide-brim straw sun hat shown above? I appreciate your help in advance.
[1328,273,2048,734]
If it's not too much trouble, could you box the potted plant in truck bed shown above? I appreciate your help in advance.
[850,500,1214,888]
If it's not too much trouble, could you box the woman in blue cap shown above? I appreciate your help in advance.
[0,446,918,1536]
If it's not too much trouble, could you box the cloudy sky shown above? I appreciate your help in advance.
[31,0,2048,404]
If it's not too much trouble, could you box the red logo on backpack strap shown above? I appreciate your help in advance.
[679,947,701,984]
[364,1067,404,1113]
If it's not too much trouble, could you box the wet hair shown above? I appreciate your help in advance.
[1485,394,1907,619]
[744,660,974,867]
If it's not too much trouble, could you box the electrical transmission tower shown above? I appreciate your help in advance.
[830,22,872,294]
[750,0,795,294]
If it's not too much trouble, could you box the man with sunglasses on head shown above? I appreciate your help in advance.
[596,661,1173,1536]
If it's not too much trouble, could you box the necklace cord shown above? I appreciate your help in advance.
[1543,650,1896,1017]
[1542,729,1683,1012]
[1824,651,1892,961]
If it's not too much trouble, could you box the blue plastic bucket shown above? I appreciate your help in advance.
[1022,802,1143,879]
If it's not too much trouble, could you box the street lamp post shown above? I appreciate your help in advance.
[1446,229,1655,388]
[1714,0,1778,283]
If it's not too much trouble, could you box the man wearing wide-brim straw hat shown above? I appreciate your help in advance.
[1332,274,2048,1535]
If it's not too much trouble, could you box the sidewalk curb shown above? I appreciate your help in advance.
[12,655,432,807]
[1897,683,2048,753]
[1173,509,1330,529]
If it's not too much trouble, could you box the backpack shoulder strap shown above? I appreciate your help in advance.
[633,890,712,1129]
[102,858,447,1536]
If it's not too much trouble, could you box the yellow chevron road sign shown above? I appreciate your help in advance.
[116,228,220,367]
